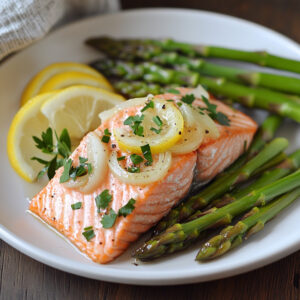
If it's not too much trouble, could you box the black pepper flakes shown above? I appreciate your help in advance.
[111,144,116,149]
[205,130,209,134]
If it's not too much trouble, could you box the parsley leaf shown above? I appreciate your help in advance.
[117,156,126,161]
[95,190,112,213]
[118,198,136,217]
[101,128,112,143]
[181,94,195,104]
[201,96,230,126]
[141,144,153,165]
[59,158,72,183]
[166,88,180,94]
[127,166,140,173]
[151,116,163,134]
[130,154,144,165]
[101,209,118,228]
[82,227,95,241]
[141,100,154,112]
[124,114,144,136]
[71,202,82,210]
[32,127,54,154]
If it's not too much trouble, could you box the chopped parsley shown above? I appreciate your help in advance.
[181,94,195,104]
[82,227,95,241]
[166,88,180,94]
[201,96,230,126]
[130,154,144,165]
[141,99,154,112]
[167,99,174,102]
[127,166,140,173]
[151,115,163,134]
[141,144,153,165]
[118,198,136,217]
[32,128,72,180]
[117,156,126,161]
[101,209,118,229]
[124,114,144,136]
[71,202,82,210]
[59,156,92,183]
[95,189,112,213]
[101,128,111,143]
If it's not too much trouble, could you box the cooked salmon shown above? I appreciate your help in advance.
[29,89,257,264]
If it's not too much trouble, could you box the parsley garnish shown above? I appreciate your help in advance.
[32,128,72,180]
[167,88,180,94]
[127,166,140,173]
[141,144,153,165]
[124,114,144,136]
[117,156,126,161]
[59,156,92,183]
[71,202,82,210]
[130,154,143,165]
[181,94,195,104]
[95,190,112,213]
[201,96,230,126]
[101,128,111,143]
[101,209,118,228]
[118,198,136,217]
[82,227,95,241]
[141,100,154,112]
[151,116,163,134]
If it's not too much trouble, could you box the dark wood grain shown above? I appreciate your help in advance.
[1,1,300,299]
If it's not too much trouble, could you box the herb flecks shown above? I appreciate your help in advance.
[141,144,153,166]
[95,189,112,213]
[101,209,118,229]
[82,226,95,241]
[101,128,112,143]
[59,156,92,183]
[117,156,126,161]
[151,115,163,134]
[167,88,180,94]
[32,128,72,180]
[118,199,136,217]
[130,154,144,165]
[181,94,195,104]
[141,99,154,112]
[124,114,144,136]
[127,166,140,173]
[71,202,82,210]
[201,96,230,126]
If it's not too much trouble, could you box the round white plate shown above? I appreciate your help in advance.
[1,8,300,286]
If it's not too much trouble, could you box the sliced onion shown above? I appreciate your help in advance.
[190,85,209,100]
[63,131,108,193]
[108,151,172,185]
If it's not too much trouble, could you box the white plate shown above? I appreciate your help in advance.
[1,8,300,286]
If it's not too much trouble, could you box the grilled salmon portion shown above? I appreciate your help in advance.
[30,89,257,264]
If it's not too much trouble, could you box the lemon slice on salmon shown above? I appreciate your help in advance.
[7,92,57,182]
[21,62,111,105]
[41,85,125,140]
[114,98,184,154]
[39,71,113,94]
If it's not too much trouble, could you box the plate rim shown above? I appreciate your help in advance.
[1,7,300,285]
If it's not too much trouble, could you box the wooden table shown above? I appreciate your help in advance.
[1,1,300,299]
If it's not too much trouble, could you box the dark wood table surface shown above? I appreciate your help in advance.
[1,1,300,299]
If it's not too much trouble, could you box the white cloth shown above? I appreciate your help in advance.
[0,0,120,60]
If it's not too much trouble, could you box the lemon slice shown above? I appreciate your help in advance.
[41,85,125,140]
[7,92,57,182]
[21,62,110,105]
[39,71,113,94]
[114,98,184,154]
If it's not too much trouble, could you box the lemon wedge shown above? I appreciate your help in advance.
[39,71,113,94]
[21,62,111,105]
[41,85,125,140]
[7,92,57,182]
[114,98,184,154]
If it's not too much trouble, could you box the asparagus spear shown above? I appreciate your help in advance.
[196,187,300,261]
[91,59,300,122]
[87,37,300,94]
[154,138,288,234]
[133,169,300,261]
[189,149,300,220]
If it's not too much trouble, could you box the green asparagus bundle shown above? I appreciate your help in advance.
[196,187,300,261]
[189,149,300,220]
[154,137,288,235]
[91,59,300,122]
[133,169,300,261]
[86,37,300,94]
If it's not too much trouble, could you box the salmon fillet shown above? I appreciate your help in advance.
[29,89,257,263]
